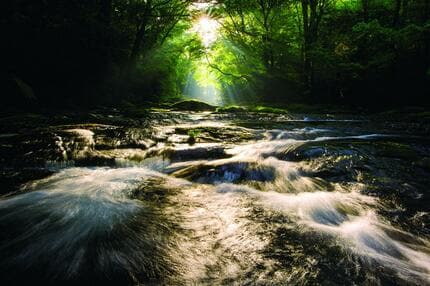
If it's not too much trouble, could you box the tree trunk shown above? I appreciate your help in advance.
[362,0,369,21]
[129,2,152,69]
[424,0,430,22]
[401,0,409,22]
[130,21,147,64]
[100,0,112,26]
[393,0,402,27]
[301,0,311,92]
[259,1,274,70]
[301,0,320,95]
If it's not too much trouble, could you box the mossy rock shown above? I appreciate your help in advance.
[171,100,217,111]
[216,106,248,113]
[172,161,276,184]
[374,142,419,160]
[250,106,289,114]
[175,126,256,143]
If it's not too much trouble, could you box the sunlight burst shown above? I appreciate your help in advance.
[193,15,220,48]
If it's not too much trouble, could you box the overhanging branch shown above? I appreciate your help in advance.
[204,54,250,81]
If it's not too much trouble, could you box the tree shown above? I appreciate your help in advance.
[125,0,193,68]
[300,0,331,94]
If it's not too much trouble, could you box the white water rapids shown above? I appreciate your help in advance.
[0,114,429,285]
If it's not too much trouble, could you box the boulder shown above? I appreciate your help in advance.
[171,100,217,111]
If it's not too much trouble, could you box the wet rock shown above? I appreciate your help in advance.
[373,142,419,160]
[175,126,257,143]
[308,155,363,182]
[0,168,53,196]
[187,135,196,145]
[414,157,430,171]
[0,113,50,133]
[132,177,181,204]
[409,212,430,236]
[298,147,327,159]
[156,145,230,162]
[74,154,116,167]
[0,131,63,167]
[0,123,157,169]
[92,127,154,150]
[286,142,360,162]
[172,161,276,184]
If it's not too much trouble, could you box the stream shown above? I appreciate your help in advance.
[0,111,429,285]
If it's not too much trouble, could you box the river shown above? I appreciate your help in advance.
[0,111,429,285]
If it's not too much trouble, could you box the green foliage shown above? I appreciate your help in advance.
[2,0,429,109]
[250,106,289,114]
[134,20,204,101]
[187,129,202,138]
[207,0,430,106]
[216,106,248,113]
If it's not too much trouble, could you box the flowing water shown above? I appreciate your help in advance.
[0,111,429,285]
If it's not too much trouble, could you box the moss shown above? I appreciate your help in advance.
[375,142,419,160]
[222,104,356,115]
[176,126,256,143]
[148,107,171,112]
[250,106,289,114]
[216,106,248,113]
[187,129,201,145]
[187,129,201,138]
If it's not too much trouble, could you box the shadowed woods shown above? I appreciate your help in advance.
[1,0,430,110]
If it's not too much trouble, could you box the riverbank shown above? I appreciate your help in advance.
[2,100,429,134]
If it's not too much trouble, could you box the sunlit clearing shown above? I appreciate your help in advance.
[183,61,222,106]
[193,15,220,48]
[184,12,222,105]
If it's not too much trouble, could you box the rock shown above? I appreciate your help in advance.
[374,142,419,160]
[414,157,430,171]
[175,126,257,143]
[172,161,276,184]
[160,145,230,162]
[171,100,217,111]
[216,106,248,113]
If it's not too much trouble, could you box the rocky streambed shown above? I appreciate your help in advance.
[0,109,429,285]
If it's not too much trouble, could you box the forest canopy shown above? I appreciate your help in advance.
[1,0,430,108]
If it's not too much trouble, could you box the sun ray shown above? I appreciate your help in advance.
[192,15,220,48]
